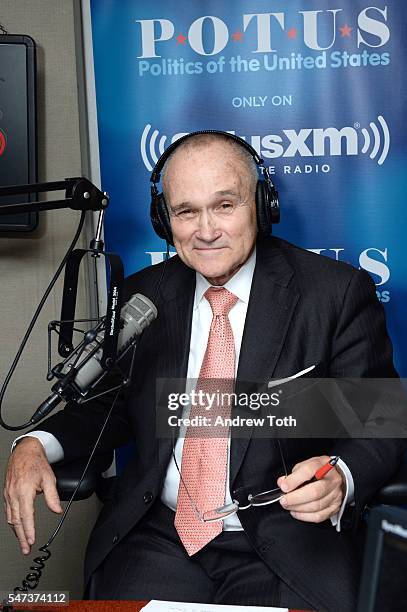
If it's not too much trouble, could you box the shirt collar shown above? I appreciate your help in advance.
[194,247,256,309]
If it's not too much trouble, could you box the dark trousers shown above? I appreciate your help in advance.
[87,500,314,608]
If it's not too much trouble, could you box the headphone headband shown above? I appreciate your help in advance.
[150,129,264,184]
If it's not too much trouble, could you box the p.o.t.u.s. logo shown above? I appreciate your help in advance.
[0,128,6,156]
[134,6,390,59]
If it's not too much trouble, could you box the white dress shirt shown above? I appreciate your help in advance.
[161,248,257,529]
[13,246,353,531]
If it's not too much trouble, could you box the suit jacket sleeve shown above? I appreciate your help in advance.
[328,268,406,529]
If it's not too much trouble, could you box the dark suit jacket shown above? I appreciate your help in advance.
[38,236,406,612]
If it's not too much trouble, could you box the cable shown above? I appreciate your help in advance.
[46,386,121,547]
[8,386,122,598]
[0,211,86,431]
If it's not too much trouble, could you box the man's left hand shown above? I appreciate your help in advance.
[277,455,345,523]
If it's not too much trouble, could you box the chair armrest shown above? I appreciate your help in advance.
[370,462,407,506]
[52,452,113,501]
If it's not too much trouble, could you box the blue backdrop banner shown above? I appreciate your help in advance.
[88,1,406,374]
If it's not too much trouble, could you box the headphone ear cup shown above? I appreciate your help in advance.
[150,192,174,245]
[256,180,272,236]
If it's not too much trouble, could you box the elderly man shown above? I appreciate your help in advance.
[4,132,406,611]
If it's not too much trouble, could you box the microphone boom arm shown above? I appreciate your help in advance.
[0,177,109,215]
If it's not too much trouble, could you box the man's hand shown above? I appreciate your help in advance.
[277,455,345,523]
[3,437,63,554]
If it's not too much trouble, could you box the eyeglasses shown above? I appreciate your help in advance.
[172,435,288,523]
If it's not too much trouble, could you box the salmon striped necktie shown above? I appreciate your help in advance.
[175,287,238,555]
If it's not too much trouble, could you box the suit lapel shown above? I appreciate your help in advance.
[155,258,195,470]
[230,238,300,485]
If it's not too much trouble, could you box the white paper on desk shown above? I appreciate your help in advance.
[141,600,288,611]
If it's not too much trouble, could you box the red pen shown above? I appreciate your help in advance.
[300,455,340,488]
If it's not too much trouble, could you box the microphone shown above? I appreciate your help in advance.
[30,293,157,424]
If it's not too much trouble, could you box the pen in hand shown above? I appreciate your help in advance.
[300,455,340,488]
[278,455,340,495]
[277,456,343,521]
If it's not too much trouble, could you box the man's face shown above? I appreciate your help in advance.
[164,141,257,286]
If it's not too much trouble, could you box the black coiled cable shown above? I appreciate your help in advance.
[13,545,51,592]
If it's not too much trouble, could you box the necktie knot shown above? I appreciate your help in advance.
[204,287,238,317]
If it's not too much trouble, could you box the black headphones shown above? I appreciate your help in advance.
[150,130,280,246]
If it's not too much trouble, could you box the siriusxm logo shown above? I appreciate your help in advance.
[135,7,390,58]
[140,116,390,172]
